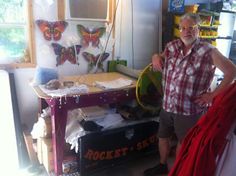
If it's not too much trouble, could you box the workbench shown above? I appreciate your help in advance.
[32,72,138,175]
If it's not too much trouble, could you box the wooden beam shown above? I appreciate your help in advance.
[57,0,65,20]
[27,0,36,66]
[23,130,40,166]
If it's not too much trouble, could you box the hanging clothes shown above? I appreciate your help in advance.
[215,121,236,176]
[168,82,236,176]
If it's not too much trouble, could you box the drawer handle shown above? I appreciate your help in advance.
[125,129,134,140]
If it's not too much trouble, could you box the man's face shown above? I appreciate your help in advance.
[179,18,199,46]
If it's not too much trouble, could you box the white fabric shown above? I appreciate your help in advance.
[31,117,49,139]
[65,108,124,153]
[31,107,51,139]
[79,106,111,120]
[95,78,133,89]
[39,84,89,97]
[65,109,86,153]
[93,113,124,129]
[215,123,236,176]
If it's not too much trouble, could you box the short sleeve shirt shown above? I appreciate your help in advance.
[162,39,216,115]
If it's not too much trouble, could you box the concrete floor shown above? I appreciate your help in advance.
[18,147,176,176]
[18,152,175,176]
[90,154,175,176]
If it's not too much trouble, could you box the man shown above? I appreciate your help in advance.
[143,13,236,176]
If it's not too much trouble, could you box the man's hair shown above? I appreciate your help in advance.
[180,13,201,25]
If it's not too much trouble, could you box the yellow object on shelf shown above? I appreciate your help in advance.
[213,20,220,26]
[199,29,218,39]
[199,33,217,38]
[211,41,217,46]
[174,27,180,37]
[174,15,181,25]
[185,4,199,13]
[199,15,212,26]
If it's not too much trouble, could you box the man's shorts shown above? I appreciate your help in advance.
[158,108,203,141]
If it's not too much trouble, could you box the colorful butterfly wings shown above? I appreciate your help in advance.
[51,43,82,66]
[77,24,106,48]
[82,52,109,72]
[36,20,68,41]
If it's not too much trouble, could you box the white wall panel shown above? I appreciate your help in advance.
[115,0,162,69]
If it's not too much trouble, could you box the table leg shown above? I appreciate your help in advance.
[50,101,68,176]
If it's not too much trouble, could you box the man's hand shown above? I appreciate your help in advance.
[152,54,164,72]
[194,92,214,106]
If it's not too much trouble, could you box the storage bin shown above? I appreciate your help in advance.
[78,120,159,176]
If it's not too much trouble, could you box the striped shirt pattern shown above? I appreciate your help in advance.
[162,39,216,115]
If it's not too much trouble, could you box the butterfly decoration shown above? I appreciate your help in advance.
[36,20,68,41]
[77,24,106,48]
[82,52,109,73]
[51,43,82,66]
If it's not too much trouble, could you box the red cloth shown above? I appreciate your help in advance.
[168,82,236,176]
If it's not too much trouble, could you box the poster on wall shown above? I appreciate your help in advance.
[168,0,185,13]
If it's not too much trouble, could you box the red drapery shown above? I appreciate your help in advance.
[169,82,236,176]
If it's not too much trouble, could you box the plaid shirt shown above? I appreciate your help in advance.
[162,39,216,115]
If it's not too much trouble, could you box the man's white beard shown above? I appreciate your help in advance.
[182,38,196,46]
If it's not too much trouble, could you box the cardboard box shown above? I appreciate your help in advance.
[37,138,43,164]
[44,116,52,138]
[42,138,54,173]
[23,130,39,166]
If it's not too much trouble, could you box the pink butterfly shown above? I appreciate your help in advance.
[36,20,68,41]
[77,24,106,48]
[51,43,82,66]
[82,52,109,73]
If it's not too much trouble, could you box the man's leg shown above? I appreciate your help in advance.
[159,137,171,164]
[176,141,182,158]
[143,137,170,176]
[143,109,172,176]
[174,112,203,158]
